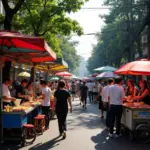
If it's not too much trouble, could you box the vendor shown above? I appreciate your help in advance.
[132,80,150,105]
[16,79,30,102]
[25,82,36,97]
[126,79,137,97]
[2,77,16,108]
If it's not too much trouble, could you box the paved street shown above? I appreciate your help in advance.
[1,99,150,150]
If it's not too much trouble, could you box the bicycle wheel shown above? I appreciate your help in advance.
[135,124,150,144]
[22,127,36,145]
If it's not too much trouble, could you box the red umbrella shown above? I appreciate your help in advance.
[55,71,72,77]
[0,30,56,62]
[115,59,150,75]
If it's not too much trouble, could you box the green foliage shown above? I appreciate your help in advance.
[0,0,88,71]
[11,0,86,37]
[87,0,145,73]
[59,36,80,72]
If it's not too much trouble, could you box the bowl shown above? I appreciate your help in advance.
[14,99,21,106]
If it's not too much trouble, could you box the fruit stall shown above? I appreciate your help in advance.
[121,102,150,143]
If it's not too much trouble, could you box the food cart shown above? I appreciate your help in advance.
[121,102,150,143]
[2,99,42,146]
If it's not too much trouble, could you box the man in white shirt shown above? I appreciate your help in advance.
[98,80,104,118]
[108,77,125,138]
[2,77,16,108]
[41,80,51,130]
[102,78,114,128]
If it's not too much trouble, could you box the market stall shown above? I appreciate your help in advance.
[0,30,56,143]
[121,102,150,143]
[2,97,42,145]
[115,59,150,143]
[36,58,68,73]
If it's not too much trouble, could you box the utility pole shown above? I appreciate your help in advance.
[147,0,150,59]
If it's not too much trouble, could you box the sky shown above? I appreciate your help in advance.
[69,0,109,60]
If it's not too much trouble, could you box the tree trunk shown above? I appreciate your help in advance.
[2,12,13,80]
[4,12,13,30]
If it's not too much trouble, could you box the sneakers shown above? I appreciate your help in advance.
[108,133,122,138]
[100,115,104,119]
[62,131,66,139]
[115,134,122,138]
[108,133,113,138]
[59,133,62,137]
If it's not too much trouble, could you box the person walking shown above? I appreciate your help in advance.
[93,80,99,103]
[108,77,125,138]
[76,80,82,104]
[87,80,94,103]
[54,80,72,139]
[98,80,104,119]
[71,81,76,101]
[80,81,88,109]
[40,80,51,130]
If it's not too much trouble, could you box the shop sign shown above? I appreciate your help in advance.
[138,112,150,118]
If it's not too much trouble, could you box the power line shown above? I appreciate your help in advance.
[23,3,145,10]
[72,29,127,36]
[80,4,145,9]
[79,52,92,55]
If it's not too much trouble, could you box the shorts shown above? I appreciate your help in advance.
[93,92,98,96]
[98,96,103,110]
[103,102,109,111]
[71,91,76,94]
[81,96,87,101]
[77,91,80,97]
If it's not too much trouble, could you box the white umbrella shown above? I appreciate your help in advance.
[96,71,117,78]
[18,72,30,77]
[94,66,117,72]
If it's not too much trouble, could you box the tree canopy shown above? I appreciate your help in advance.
[59,36,80,72]
[0,0,87,72]
[87,0,146,73]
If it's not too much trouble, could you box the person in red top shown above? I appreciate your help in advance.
[65,80,70,91]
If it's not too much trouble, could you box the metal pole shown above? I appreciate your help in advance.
[0,57,3,141]
[147,1,150,59]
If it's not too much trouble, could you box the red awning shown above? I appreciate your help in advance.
[0,30,56,63]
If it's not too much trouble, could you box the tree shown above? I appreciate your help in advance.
[1,0,25,30]
[1,0,88,77]
[87,0,145,73]
[1,0,25,78]
[59,36,80,72]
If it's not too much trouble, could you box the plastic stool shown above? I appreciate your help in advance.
[34,115,45,134]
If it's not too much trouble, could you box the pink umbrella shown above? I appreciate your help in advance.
[55,71,72,77]
[82,77,91,82]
